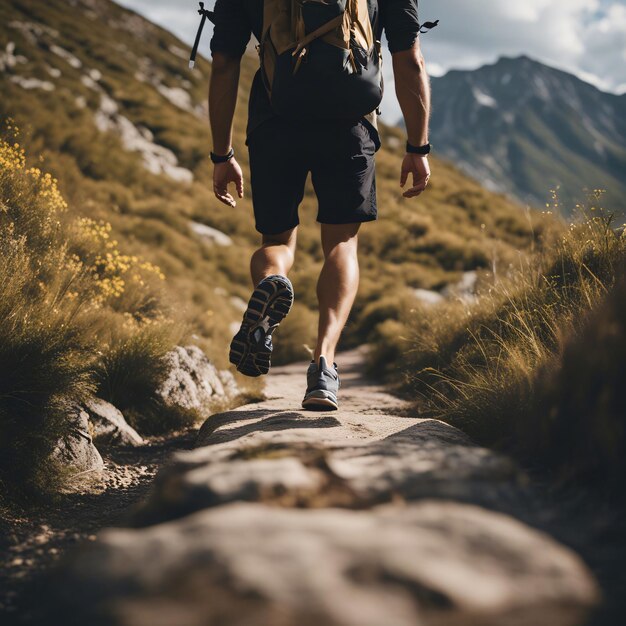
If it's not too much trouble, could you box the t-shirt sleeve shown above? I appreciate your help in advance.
[381,0,420,54]
[210,0,251,58]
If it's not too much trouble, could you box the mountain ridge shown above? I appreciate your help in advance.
[441,54,626,98]
[425,54,626,214]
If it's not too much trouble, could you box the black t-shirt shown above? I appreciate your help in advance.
[210,0,421,143]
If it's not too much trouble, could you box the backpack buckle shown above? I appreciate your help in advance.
[293,47,308,75]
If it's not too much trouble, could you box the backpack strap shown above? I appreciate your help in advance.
[291,13,346,57]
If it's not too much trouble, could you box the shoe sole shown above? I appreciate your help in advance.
[229,276,293,377]
[302,389,339,411]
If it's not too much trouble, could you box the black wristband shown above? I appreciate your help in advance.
[406,141,431,155]
[210,147,235,164]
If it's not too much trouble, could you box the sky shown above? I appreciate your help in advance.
[117,0,626,122]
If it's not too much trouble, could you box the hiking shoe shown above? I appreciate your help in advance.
[229,274,294,377]
[302,356,340,410]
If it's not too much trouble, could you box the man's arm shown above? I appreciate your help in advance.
[208,0,250,207]
[209,52,243,207]
[393,40,431,198]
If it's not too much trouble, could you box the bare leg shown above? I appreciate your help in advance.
[314,223,361,365]
[250,227,297,286]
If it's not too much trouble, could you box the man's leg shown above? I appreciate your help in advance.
[250,227,298,286]
[314,223,361,365]
[230,227,297,377]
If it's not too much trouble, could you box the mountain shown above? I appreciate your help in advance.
[428,56,626,215]
[0,0,549,366]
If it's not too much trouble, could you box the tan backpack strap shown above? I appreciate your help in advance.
[291,13,344,56]
[321,32,349,50]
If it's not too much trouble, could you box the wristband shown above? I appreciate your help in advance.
[210,147,235,164]
[406,141,431,156]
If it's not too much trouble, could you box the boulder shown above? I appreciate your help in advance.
[157,346,239,416]
[134,452,326,525]
[442,270,479,303]
[216,368,239,399]
[189,221,233,247]
[52,406,104,475]
[42,502,598,626]
[84,398,143,447]
[134,408,516,525]
[413,288,445,306]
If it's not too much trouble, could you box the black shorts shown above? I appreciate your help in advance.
[247,117,377,235]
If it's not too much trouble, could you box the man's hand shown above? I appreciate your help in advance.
[213,158,244,207]
[400,154,430,198]
[393,40,432,199]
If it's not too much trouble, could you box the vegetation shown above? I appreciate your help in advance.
[369,203,626,494]
[0,134,93,489]
[0,131,186,490]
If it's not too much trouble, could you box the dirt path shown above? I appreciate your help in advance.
[1,349,610,625]
[0,431,196,624]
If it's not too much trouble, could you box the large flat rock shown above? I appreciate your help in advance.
[43,502,597,626]
[135,352,516,525]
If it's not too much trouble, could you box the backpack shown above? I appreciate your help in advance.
[259,0,383,120]
[189,1,438,121]
[189,0,382,120]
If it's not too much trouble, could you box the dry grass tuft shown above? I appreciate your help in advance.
[370,206,626,493]
[0,133,186,490]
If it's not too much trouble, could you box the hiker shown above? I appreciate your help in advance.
[207,0,433,410]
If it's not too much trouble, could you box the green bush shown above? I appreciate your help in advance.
[0,240,95,487]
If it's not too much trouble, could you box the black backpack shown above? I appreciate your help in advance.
[190,1,437,121]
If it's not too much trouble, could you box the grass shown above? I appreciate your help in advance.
[369,205,626,495]
[0,134,93,487]
[536,273,626,492]
[0,251,95,489]
[0,132,191,490]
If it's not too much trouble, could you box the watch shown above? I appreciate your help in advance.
[210,147,235,164]
[406,141,431,155]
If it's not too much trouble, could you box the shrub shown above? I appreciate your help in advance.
[0,133,182,489]
[93,316,187,435]
[369,208,626,491]
[0,137,95,488]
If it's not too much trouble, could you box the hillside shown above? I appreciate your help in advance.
[3,4,626,622]
[428,56,626,215]
[0,0,549,368]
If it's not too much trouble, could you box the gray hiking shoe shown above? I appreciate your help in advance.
[302,356,340,410]
[229,274,294,377]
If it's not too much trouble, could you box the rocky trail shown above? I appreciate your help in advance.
[1,350,613,626]
[0,431,197,622]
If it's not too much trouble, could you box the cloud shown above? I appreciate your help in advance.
[581,3,626,91]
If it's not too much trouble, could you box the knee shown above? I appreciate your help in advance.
[321,224,360,259]
[262,227,297,250]
[323,235,359,261]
